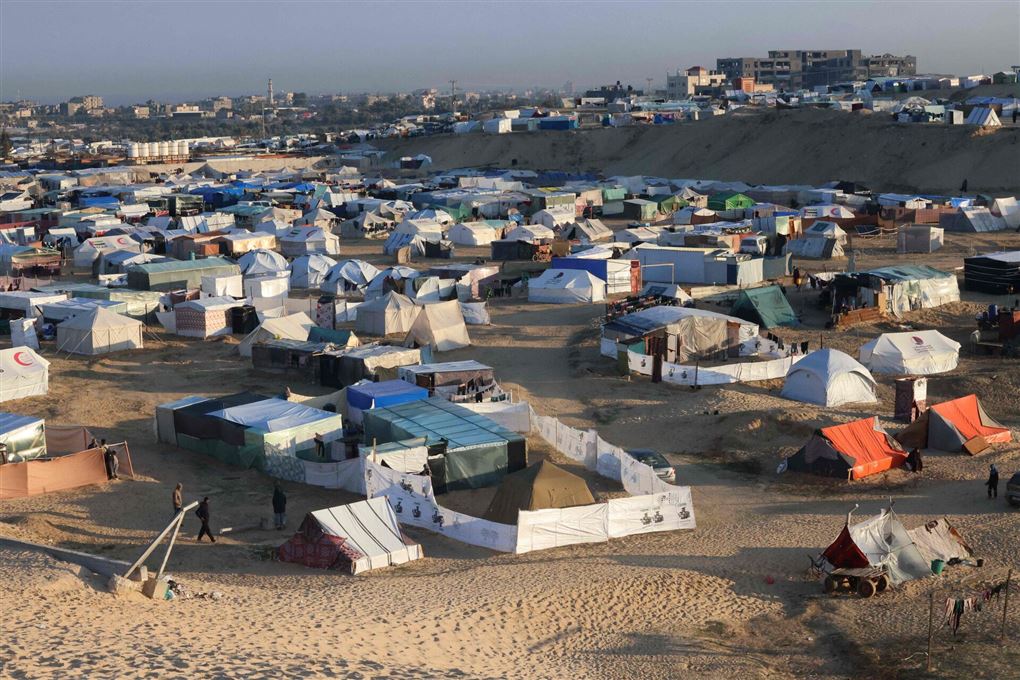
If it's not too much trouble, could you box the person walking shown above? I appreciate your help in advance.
[196,497,215,542]
[792,267,802,291]
[272,484,287,530]
[101,439,118,480]
[172,483,183,516]
[986,464,999,499]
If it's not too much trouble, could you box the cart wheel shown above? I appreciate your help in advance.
[823,576,837,593]
[875,575,890,593]
[857,578,877,598]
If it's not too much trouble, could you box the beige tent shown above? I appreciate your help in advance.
[238,312,314,358]
[355,292,420,336]
[57,307,143,355]
[483,460,595,525]
[403,300,470,352]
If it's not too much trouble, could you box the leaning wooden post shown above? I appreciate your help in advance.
[155,511,186,581]
[123,501,198,580]
[1003,569,1013,641]
[926,590,934,672]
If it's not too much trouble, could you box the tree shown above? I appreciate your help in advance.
[0,127,12,159]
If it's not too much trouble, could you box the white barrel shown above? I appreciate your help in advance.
[128,143,140,158]
[143,142,154,157]
[176,140,188,155]
[157,141,170,157]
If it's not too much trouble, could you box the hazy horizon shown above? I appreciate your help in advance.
[2,0,1018,106]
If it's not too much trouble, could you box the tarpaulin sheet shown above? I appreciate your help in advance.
[629,350,800,386]
[515,503,608,553]
[45,425,93,455]
[819,417,907,480]
[458,401,532,433]
[848,511,932,584]
[929,394,1011,444]
[0,448,107,499]
[301,457,366,494]
[210,398,338,433]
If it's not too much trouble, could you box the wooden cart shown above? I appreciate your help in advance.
[823,566,890,598]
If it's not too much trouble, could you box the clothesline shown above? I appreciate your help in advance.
[941,580,1009,634]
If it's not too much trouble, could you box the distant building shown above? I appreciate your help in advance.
[666,66,727,99]
[131,105,149,119]
[717,50,916,89]
[171,104,204,119]
[210,96,233,112]
[584,82,641,101]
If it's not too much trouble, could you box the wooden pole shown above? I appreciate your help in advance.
[155,512,185,581]
[1003,569,1013,641]
[123,501,198,579]
[926,590,934,672]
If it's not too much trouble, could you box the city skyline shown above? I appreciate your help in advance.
[2,0,1019,105]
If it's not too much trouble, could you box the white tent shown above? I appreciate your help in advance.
[395,218,444,240]
[279,227,340,257]
[858,330,960,375]
[562,219,613,242]
[294,207,338,228]
[803,221,848,244]
[201,273,243,298]
[528,269,607,304]
[355,292,420,336]
[991,197,1020,229]
[365,266,422,300]
[460,301,491,325]
[673,207,716,225]
[448,222,499,246]
[846,510,932,585]
[404,300,471,352]
[290,254,338,289]
[640,282,693,303]
[802,205,854,219]
[238,249,290,276]
[965,107,1001,127]
[281,497,423,575]
[531,208,575,229]
[56,307,144,355]
[321,259,381,295]
[781,349,877,407]
[238,312,314,358]
[0,347,49,403]
[506,224,555,242]
[406,208,454,226]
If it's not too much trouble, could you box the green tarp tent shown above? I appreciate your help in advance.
[730,285,797,328]
[707,192,756,211]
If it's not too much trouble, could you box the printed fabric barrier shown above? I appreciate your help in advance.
[300,457,367,495]
[627,350,802,386]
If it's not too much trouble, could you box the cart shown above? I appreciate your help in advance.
[823,565,890,598]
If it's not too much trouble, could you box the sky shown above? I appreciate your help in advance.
[2,0,1019,105]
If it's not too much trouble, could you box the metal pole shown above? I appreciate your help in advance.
[1003,569,1013,641]
[926,590,934,672]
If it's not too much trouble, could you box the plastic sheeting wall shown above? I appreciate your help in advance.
[626,349,802,386]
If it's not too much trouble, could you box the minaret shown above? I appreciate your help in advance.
[268,78,274,109]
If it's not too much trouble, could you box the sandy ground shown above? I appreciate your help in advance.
[378,95,1020,196]
[2,230,1019,679]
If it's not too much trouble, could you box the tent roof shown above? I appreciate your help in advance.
[209,397,337,433]
[57,306,142,330]
[819,417,906,480]
[929,394,1011,443]
[790,349,875,384]
[731,285,797,328]
[483,459,596,524]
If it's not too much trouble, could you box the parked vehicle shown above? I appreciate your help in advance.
[626,449,676,483]
[1007,472,1020,507]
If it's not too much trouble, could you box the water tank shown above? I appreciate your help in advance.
[176,140,188,156]
[158,141,170,157]
[127,143,140,158]
[141,142,153,158]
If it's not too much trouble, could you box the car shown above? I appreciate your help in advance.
[626,449,676,484]
[1007,472,1020,507]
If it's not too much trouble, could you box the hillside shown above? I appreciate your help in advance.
[379,107,1020,195]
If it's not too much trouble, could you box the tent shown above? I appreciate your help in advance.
[238,249,290,276]
[531,209,575,229]
[290,254,337,289]
[640,282,692,303]
[965,107,1001,127]
[803,221,848,244]
[897,225,943,254]
[707,192,755,211]
[279,227,340,257]
[906,518,974,566]
[505,224,555,242]
[896,395,1011,452]
[459,301,491,325]
[346,379,429,425]
[787,237,844,259]
[781,349,877,407]
[321,259,381,295]
[859,331,960,375]
[238,312,314,358]
[448,222,499,246]
[0,347,49,403]
[483,460,596,524]
[365,266,422,300]
[395,218,444,240]
[277,497,423,574]
[730,286,797,328]
[528,269,606,304]
[173,296,237,338]
[673,207,717,225]
[355,292,420,336]
[821,509,932,584]
[404,300,471,351]
[56,307,144,355]
[561,219,613,243]
[785,417,907,480]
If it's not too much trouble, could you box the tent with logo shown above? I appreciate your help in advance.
[56,307,144,355]
[290,254,337,289]
[781,349,877,407]
[859,330,960,375]
[404,300,470,352]
[730,285,797,328]
[355,292,421,336]
[784,417,907,480]
[277,497,423,574]
[821,508,932,584]
[0,347,49,403]
[895,394,1011,452]
[483,460,596,524]
[528,269,606,304]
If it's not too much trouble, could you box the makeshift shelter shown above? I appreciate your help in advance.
[404,300,470,352]
[362,398,526,492]
[238,249,289,277]
[859,331,960,375]
[56,307,144,355]
[897,225,943,253]
[321,259,381,295]
[802,221,848,244]
[640,282,693,304]
[786,237,844,259]
[346,379,429,425]
[730,286,797,328]
[673,207,717,225]
[964,251,1020,294]
[561,219,613,243]
[836,266,960,316]
[0,347,49,403]
[965,107,1001,127]
[505,224,555,242]
[277,497,423,574]
[622,199,658,221]
[398,361,498,401]
[127,257,240,291]
[707,192,755,211]
[602,306,758,363]
[173,296,237,338]
[365,267,422,300]
[896,395,1011,452]
[448,222,499,246]
[785,417,907,480]
[528,269,607,304]
[290,254,337,289]
[355,292,420,336]
[906,518,974,566]
[531,209,575,229]
[279,227,340,257]
[0,414,47,462]
[821,509,932,584]
[483,460,596,524]
[781,349,877,407]
[460,301,491,325]
[238,313,314,358]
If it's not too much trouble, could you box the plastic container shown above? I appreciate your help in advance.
[931,559,945,575]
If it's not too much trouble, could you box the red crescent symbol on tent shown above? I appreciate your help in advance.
[117,237,129,245]
[12,351,32,367]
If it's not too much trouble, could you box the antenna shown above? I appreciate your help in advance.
[268,78,274,109]
[646,77,653,94]
[449,80,458,117]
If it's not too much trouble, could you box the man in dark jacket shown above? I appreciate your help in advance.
[272,484,287,530]
[987,464,999,499]
[196,497,215,542]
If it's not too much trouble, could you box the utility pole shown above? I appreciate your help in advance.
[646,77,654,96]
[449,80,458,118]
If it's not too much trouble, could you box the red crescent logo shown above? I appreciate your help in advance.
[13,351,33,367]
[117,237,129,245]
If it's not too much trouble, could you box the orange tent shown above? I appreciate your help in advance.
[929,394,1012,446]
[785,417,907,480]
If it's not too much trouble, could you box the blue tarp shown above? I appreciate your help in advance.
[347,380,428,411]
